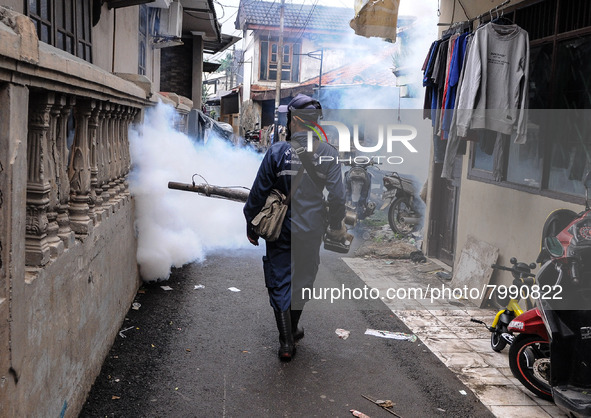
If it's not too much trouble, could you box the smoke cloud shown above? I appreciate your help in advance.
[128,102,262,281]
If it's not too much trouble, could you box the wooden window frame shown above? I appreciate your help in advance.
[26,0,93,62]
[467,0,591,205]
[259,38,301,82]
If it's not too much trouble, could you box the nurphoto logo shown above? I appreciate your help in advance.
[304,120,419,165]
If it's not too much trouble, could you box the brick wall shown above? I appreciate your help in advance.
[160,39,193,97]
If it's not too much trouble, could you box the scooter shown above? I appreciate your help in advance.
[380,172,423,237]
[243,123,261,144]
[470,258,537,352]
[243,123,265,153]
[344,157,377,221]
[506,172,591,414]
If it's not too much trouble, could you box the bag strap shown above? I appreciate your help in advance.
[290,140,325,191]
[284,164,305,207]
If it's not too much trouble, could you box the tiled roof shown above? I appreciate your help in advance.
[302,45,398,87]
[236,1,353,32]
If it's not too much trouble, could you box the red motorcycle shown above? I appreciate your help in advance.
[507,173,591,414]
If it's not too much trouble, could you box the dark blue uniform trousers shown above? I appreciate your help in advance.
[263,233,322,312]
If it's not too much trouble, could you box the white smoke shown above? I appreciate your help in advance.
[128,102,262,281]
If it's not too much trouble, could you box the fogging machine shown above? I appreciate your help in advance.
[168,178,356,253]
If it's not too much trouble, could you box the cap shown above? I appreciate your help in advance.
[288,94,321,111]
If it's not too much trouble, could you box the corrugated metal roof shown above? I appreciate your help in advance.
[236,0,353,32]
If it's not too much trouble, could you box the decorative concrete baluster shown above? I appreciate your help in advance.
[88,104,100,223]
[46,95,65,258]
[25,92,54,266]
[119,106,132,197]
[100,103,112,214]
[56,96,76,248]
[113,105,124,202]
[93,102,105,221]
[107,105,119,209]
[122,107,136,196]
[68,100,95,236]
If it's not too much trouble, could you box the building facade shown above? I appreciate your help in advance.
[235,0,357,129]
[0,1,228,416]
[424,0,591,282]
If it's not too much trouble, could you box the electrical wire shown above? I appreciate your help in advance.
[213,0,225,19]
[186,10,221,21]
[457,0,470,20]
[214,1,238,7]
[294,0,320,43]
[259,0,278,29]
[291,0,307,30]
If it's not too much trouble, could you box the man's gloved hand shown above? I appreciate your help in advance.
[247,225,259,246]
[326,221,347,242]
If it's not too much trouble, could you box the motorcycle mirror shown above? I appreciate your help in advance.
[584,171,591,210]
[584,171,591,188]
[544,236,564,258]
[510,257,517,265]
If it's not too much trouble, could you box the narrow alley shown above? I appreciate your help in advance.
[80,247,492,417]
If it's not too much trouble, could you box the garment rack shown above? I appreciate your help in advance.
[437,0,511,27]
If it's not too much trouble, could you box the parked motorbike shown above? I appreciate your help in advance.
[243,123,261,144]
[470,258,537,352]
[380,172,423,237]
[344,157,377,221]
[506,172,591,414]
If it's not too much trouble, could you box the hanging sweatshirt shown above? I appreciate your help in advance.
[455,23,529,144]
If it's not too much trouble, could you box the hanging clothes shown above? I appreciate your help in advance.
[441,35,475,179]
[423,40,441,120]
[439,33,460,135]
[455,23,530,144]
[441,32,470,140]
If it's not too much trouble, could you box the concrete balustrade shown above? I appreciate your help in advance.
[0,6,189,418]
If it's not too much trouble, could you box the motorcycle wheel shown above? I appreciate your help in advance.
[508,334,553,402]
[491,330,508,352]
[388,197,414,237]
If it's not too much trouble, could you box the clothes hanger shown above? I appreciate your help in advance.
[491,7,514,25]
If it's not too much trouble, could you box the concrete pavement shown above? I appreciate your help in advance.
[344,256,568,418]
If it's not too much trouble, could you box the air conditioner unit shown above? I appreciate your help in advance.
[158,1,183,38]
[148,0,172,8]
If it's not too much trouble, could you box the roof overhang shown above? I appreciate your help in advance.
[250,84,316,101]
[181,0,221,41]
[203,61,221,72]
[203,33,241,55]
[107,0,155,9]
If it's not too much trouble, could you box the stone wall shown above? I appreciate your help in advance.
[0,7,149,417]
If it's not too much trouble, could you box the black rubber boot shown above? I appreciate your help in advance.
[291,309,304,341]
[274,310,296,361]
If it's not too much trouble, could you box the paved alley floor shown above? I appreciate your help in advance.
[80,247,492,417]
[344,257,568,418]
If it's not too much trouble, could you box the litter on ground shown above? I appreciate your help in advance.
[228,287,241,292]
[160,286,173,291]
[118,326,134,338]
[335,328,350,339]
[364,329,417,342]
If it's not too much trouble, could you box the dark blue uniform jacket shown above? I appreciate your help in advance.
[244,132,346,246]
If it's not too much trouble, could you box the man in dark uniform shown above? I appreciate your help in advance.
[243,94,347,361]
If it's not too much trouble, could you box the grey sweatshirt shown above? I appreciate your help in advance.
[455,23,529,144]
